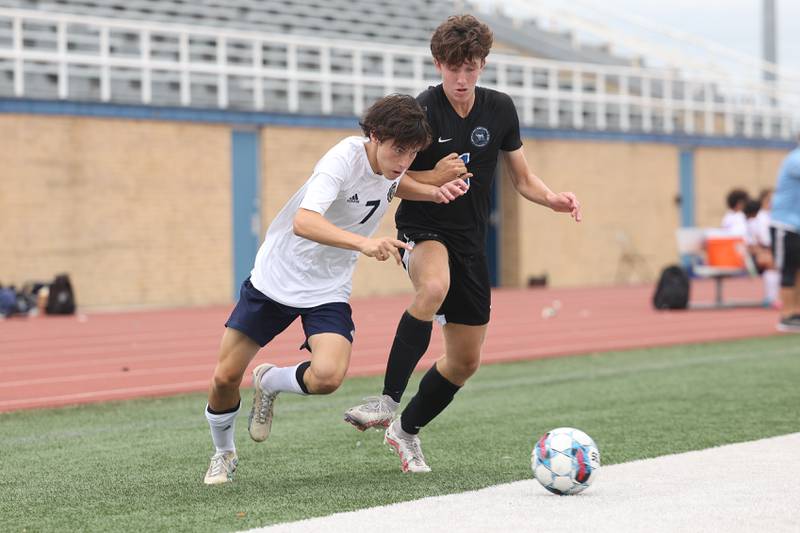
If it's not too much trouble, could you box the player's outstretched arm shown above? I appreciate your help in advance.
[293,208,410,264]
[395,174,469,203]
[405,153,473,186]
[502,148,582,222]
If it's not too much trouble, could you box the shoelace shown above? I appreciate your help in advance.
[361,395,392,413]
[402,434,427,466]
[208,453,230,476]
[256,391,276,423]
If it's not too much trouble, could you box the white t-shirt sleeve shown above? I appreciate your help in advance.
[299,152,352,215]
[299,172,343,215]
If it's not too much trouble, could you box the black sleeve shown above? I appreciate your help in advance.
[499,93,523,152]
[408,153,428,171]
[409,89,436,171]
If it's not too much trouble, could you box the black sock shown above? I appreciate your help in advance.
[295,361,311,394]
[400,364,460,435]
[382,311,433,403]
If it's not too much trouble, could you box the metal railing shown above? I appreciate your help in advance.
[0,7,796,138]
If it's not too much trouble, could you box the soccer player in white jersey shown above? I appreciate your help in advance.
[203,94,469,484]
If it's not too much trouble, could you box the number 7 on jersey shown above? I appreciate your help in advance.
[359,200,380,224]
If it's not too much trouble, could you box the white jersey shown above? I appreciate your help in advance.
[749,209,772,247]
[721,211,747,237]
[250,136,402,307]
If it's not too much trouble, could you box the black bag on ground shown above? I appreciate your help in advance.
[652,265,690,310]
[46,274,76,315]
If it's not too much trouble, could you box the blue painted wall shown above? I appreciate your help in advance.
[231,130,261,299]
[679,149,695,227]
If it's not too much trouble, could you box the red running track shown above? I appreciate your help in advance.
[0,278,781,412]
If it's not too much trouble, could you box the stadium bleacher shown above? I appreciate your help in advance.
[0,0,794,137]
[0,0,629,62]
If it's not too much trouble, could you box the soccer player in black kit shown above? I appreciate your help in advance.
[345,14,582,472]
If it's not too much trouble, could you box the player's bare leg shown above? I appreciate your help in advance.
[204,328,260,484]
[251,332,352,440]
[345,240,450,430]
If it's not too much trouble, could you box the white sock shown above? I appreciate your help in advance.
[764,270,781,304]
[205,403,239,453]
[261,363,308,395]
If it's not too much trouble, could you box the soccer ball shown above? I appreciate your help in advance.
[531,427,600,495]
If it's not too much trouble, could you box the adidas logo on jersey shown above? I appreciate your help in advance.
[346,193,360,203]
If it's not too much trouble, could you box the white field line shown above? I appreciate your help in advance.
[247,433,800,533]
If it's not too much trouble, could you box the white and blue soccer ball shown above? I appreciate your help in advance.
[531,427,600,495]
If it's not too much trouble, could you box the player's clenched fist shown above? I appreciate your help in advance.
[433,153,473,185]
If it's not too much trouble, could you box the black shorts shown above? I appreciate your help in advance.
[398,230,490,326]
[225,278,355,349]
[771,227,800,287]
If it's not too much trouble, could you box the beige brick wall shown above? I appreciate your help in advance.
[694,147,787,227]
[260,127,414,298]
[502,140,681,287]
[0,114,231,308]
[2,113,789,308]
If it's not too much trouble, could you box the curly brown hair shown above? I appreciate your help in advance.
[359,94,432,151]
[430,14,493,66]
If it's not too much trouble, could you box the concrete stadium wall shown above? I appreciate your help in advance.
[1,110,791,308]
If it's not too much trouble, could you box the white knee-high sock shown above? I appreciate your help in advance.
[205,402,240,453]
[261,362,309,395]
[764,270,781,304]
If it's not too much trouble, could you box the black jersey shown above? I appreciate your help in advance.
[396,85,523,254]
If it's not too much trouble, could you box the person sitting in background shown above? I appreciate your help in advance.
[744,199,772,272]
[756,189,774,242]
[720,188,749,237]
[751,189,781,307]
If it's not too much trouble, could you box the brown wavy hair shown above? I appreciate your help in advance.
[430,15,493,66]
[359,94,432,151]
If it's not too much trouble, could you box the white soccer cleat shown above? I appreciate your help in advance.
[384,418,431,473]
[248,363,278,442]
[203,450,238,485]
[343,395,398,431]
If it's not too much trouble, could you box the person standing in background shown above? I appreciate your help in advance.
[769,136,800,332]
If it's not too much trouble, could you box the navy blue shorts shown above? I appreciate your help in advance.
[225,278,355,349]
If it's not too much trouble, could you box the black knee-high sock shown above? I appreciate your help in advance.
[400,364,460,435]
[382,311,432,403]
[295,361,311,394]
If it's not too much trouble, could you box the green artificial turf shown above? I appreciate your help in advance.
[1,335,799,532]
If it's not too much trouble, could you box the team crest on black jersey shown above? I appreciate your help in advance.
[387,182,398,202]
[470,126,490,147]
